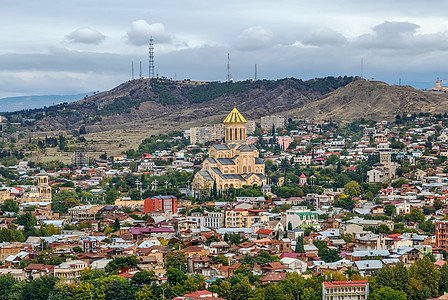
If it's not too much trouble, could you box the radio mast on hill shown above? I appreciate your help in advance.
[131,61,134,80]
[139,61,142,78]
[149,36,155,78]
[227,53,231,82]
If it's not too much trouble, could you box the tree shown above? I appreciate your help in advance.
[135,284,154,300]
[295,235,305,253]
[105,256,140,274]
[439,263,448,295]
[213,254,229,266]
[370,286,407,300]
[376,224,390,234]
[344,180,361,197]
[288,221,292,230]
[16,212,37,236]
[229,234,241,245]
[113,218,121,232]
[1,199,18,213]
[409,256,441,298]
[52,190,79,214]
[79,126,87,135]
[376,262,409,293]
[19,275,58,300]
[206,235,219,245]
[408,208,425,224]
[0,274,19,300]
[165,250,186,271]
[341,233,353,243]
[105,188,119,205]
[384,204,396,216]
[73,246,83,253]
[166,267,187,286]
[434,198,444,210]
[232,276,253,300]
[131,270,155,286]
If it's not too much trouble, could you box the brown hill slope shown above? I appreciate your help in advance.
[290,80,448,121]
[34,78,448,137]
[35,77,354,134]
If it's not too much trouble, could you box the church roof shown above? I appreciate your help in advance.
[211,167,222,175]
[240,146,253,152]
[220,174,245,180]
[207,157,217,163]
[212,144,229,150]
[198,171,213,181]
[255,158,264,164]
[223,106,247,124]
[217,158,235,165]
[38,170,48,176]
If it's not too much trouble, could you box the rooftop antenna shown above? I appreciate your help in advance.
[132,61,134,80]
[139,61,142,78]
[227,53,231,82]
[360,57,363,78]
[149,36,155,78]
[254,64,257,80]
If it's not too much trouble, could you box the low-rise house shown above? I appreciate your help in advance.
[53,259,89,283]
[354,260,383,276]
[24,263,55,280]
[322,280,369,300]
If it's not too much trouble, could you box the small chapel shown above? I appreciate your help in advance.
[193,105,267,190]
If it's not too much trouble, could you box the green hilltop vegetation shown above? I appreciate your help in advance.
[1,76,356,123]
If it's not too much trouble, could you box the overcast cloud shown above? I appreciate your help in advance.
[1,0,448,98]
[66,28,106,44]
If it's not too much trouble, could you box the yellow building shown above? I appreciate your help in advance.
[20,170,52,203]
[193,105,267,190]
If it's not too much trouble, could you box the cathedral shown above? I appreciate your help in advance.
[193,105,267,190]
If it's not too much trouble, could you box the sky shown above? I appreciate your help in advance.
[1,0,448,98]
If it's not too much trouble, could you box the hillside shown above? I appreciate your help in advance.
[289,80,448,121]
[8,76,355,134]
[5,76,448,140]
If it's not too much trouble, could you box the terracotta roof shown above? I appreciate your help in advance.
[259,272,287,283]
[323,280,368,288]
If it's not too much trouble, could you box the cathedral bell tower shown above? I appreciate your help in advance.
[223,103,247,144]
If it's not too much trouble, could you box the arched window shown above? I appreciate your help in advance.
[243,166,247,173]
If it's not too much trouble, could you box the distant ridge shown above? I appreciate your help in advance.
[5,77,448,137]
[0,93,93,112]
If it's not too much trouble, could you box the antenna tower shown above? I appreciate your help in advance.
[254,64,257,80]
[360,57,363,78]
[227,53,231,82]
[149,36,155,78]
[132,61,134,80]
[139,61,142,78]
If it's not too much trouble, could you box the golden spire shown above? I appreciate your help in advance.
[223,103,247,124]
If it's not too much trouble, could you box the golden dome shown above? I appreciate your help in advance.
[223,105,247,124]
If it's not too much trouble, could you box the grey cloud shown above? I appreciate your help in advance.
[354,21,448,51]
[234,26,273,51]
[301,28,347,47]
[126,20,171,46]
[65,28,106,44]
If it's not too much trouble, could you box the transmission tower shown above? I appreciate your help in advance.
[139,61,142,78]
[149,36,155,78]
[227,53,231,82]
[254,64,257,80]
[132,61,134,80]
